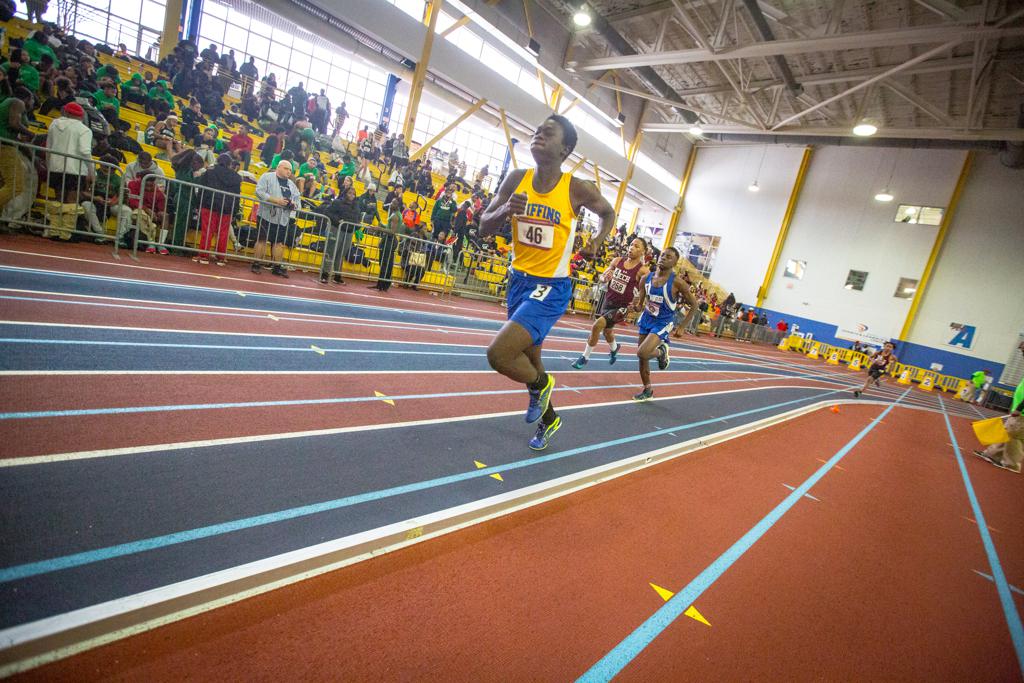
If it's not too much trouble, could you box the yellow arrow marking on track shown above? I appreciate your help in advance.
[375,391,396,406]
[474,460,503,481]
[310,345,325,355]
[268,314,279,321]
[649,583,710,626]
[236,291,246,297]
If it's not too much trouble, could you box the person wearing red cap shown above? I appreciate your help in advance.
[43,102,94,241]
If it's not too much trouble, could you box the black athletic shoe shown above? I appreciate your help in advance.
[633,387,654,401]
[656,343,670,371]
[853,389,861,398]
[271,265,289,279]
[251,262,262,274]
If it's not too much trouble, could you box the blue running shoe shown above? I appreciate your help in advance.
[609,344,619,365]
[525,372,556,423]
[529,416,562,451]
[657,343,670,371]
[571,356,588,369]
[633,386,654,401]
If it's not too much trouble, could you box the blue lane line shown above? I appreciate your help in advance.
[0,376,806,420]
[576,388,910,683]
[973,570,1024,598]
[0,387,846,584]
[939,395,1024,675]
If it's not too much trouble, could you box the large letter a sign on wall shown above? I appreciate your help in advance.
[947,322,976,349]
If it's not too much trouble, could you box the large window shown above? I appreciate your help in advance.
[30,0,165,58]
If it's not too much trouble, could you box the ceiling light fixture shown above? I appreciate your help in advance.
[748,145,767,192]
[853,119,878,136]
[573,5,592,27]
[874,150,898,202]
[688,123,703,136]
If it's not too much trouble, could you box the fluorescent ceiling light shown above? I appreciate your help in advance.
[747,181,760,192]
[688,124,703,136]
[573,8,592,27]
[874,190,894,202]
[853,119,878,136]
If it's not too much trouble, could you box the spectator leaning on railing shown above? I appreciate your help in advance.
[319,186,360,285]
[43,101,93,240]
[194,153,242,266]
[0,86,35,217]
[252,160,301,278]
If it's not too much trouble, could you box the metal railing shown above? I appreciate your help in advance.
[0,137,126,252]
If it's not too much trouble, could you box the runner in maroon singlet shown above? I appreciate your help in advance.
[571,237,649,368]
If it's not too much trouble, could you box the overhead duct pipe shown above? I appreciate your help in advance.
[999,103,1024,168]
[577,1,700,123]
[740,0,803,97]
[702,133,1003,150]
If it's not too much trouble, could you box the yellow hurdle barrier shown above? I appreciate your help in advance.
[777,335,789,350]
[920,373,935,392]
[848,355,862,371]
[897,368,913,385]
[826,350,840,365]
[955,380,973,401]
[806,342,820,360]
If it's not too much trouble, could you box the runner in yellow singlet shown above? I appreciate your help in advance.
[480,115,616,451]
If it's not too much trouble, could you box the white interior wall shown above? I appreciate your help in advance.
[763,146,966,338]
[674,144,807,303]
[906,151,1024,362]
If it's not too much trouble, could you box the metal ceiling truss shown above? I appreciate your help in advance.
[558,0,1024,142]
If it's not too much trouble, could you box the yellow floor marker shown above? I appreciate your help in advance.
[310,345,325,355]
[267,314,279,321]
[374,391,396,406]
[474,460,503,481]
[236,291,246,297]
[649,583,710,626]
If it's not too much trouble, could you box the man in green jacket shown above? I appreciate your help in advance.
[122,73,148,105]
[24,31,58,65]
[430,183,457,240]
[93,80,121,119]
[975,342,1024,473]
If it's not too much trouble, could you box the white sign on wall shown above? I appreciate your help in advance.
[835,321,893,346]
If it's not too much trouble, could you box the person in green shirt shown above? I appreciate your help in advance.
[337,153,355,182]
[23,32,58,65]
[145,79,174,117]
[971,369,993,404]
[122,73,148,106]
[96,64,121,86]
[974,342,1024,473]
[269,148,299,175]
[93,80,121,118]
[2,49,40,94]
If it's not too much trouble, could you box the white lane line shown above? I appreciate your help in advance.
[0,384,841,467]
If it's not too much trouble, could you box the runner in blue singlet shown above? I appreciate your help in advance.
[630,247,698,401]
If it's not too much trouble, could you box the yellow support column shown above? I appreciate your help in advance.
[593,164,602,193]
[409,98,487,162]
[628,206,639,235]
[568,157,587,174]
[499,109,518,169]
[898,151,974,341]
[613,130,643,216]
[662,145,698,251]
[159,0,183,61]
[755,146,813,308]
[403,0,441,143]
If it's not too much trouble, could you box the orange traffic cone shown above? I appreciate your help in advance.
[830,405,841,414]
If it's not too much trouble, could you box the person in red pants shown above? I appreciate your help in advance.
[195,153,242,265]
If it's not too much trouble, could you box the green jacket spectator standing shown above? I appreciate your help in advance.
[431,189,457,236]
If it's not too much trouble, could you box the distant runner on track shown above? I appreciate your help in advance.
[571,237,649,369]
[631,247,698,401]
[480,115,615,451]
[853,341,897,398]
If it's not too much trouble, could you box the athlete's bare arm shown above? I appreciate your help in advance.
[601,256,622,284]
[479,169,527,236]
[570,178,615,259]
[673,276,700,332]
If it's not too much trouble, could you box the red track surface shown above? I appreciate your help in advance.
[16,405,1023,681]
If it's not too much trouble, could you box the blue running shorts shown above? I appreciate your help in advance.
[506,269,573,346]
